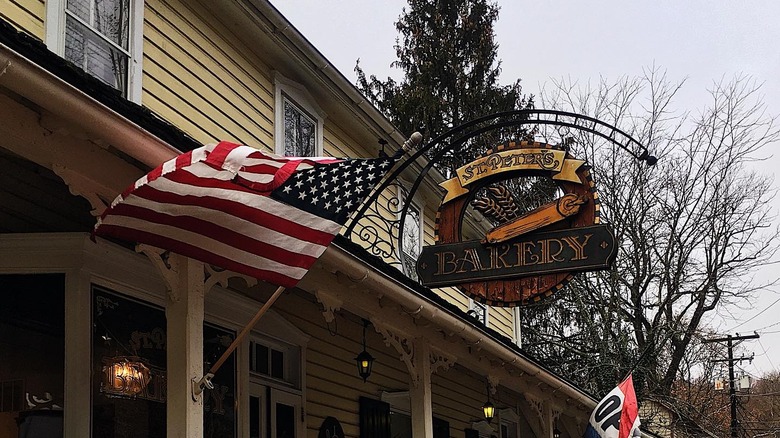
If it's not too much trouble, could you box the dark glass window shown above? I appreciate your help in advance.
[270,349,284,380]
[275,402,295,438]
[203,324,237,438]
[283,96,316,157]
[253,344,269,375]
[92,287,167,438]
[0,274,65,437]
[92,288,238,437]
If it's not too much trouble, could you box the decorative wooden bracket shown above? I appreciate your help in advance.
[136,244,179,302]
[314,290,343,323]
[372,318,455,388]
[430,349,456,376]
[487,374,500,395]
[203,264,257,294]
[372,318,418,384]
[52,164,110,217]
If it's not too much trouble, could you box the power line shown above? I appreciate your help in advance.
[728,296,780,330]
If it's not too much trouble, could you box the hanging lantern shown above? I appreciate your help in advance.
[355,319,375,382]
[101,356,151,398]
[482,400,495,422]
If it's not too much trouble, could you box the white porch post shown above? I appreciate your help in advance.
[163,254,205,437]
[410,338,433,438]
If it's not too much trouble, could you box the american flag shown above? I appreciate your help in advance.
[94,141,397,288]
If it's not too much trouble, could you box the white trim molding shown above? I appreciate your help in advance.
[273,71,325,156]
[45,0,145,103]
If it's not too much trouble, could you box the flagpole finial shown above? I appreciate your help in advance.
[403,132,423,153]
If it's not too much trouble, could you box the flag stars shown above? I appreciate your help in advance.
[282,186,292,193]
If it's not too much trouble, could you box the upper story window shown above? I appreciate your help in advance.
[282,96,316,157]
[274,72,324,157]
[469,299,489,326]
[46,0,144,102]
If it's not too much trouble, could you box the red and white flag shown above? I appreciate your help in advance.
[94,141,396,288]
[584,374,641,438]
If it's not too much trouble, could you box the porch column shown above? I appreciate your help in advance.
[140,247,205,438]
[410,338,433,438]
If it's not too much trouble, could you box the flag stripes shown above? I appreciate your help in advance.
[95,141,394,288]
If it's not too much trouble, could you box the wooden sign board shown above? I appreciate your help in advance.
[417,225,616,287]
[419,140,613,306]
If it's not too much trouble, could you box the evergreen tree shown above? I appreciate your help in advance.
[355,0,532,165]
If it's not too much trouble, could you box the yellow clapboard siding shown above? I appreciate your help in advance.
[142,47,270,145]
[143,70,272,149]
[142,8,274,131]
[143,0,275,144]
[490,307,514,338]
[142,74,226,144]
[1,0,44,39]
[141,30,273,139]
[323,124,376,159]
[145,0,275,100]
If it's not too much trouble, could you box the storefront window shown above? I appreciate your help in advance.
[203,323,236,438]
[92,287,167,438]
[91,287,237,438]
[0,274,65,437]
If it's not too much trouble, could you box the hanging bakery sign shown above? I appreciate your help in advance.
[416,141,616,306]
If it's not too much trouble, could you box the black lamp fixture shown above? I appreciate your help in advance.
[482,380,496,422]
[482,399,495,423]
[355,319,375,382]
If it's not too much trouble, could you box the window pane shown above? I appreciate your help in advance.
[389,411,412,438]
[66,0,91,23]
[204,324,236,438]
[65,16,128,95]
[283,98,316,157]
[270,349,284,380]
[275,403,295,438]
[254,344,269,375]
[92,287,166,438]
[94,0,130,48]
[0,274,65,437]
[249,396,261,438]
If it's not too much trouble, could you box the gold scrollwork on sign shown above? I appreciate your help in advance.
[439,149,585,203]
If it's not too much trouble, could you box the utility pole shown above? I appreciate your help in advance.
[704,332,759,438]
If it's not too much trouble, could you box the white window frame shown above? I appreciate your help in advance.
[273,72,325,157]
[45,0,145,103]
[468,298,489,326]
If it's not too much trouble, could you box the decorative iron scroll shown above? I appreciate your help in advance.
[343,110,653,283]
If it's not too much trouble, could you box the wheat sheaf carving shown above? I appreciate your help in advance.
[472,185,521,224]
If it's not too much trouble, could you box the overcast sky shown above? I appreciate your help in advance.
[271,0,780,378]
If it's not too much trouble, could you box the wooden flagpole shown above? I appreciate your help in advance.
[193,285,286,397]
